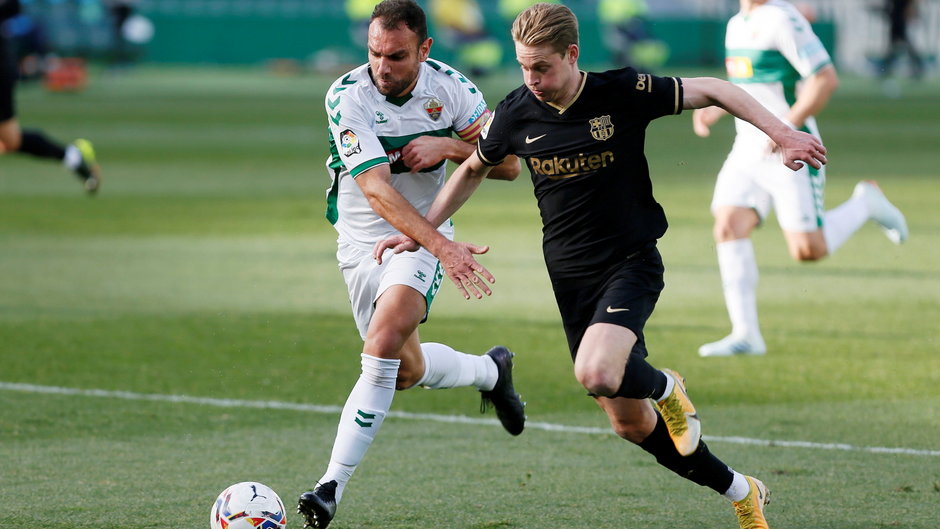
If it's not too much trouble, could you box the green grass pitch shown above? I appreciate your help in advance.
[0,66,937,528]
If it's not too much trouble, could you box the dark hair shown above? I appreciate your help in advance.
[371,0,429,44]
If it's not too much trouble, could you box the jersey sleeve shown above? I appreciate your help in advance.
[447,73,492,144]
[620,68,683,121]
[325,76,388,178]
[475,97,515,166]
[773,7,832,77]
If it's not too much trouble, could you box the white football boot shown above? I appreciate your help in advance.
[698,334,767,357]
[853,180,908,244]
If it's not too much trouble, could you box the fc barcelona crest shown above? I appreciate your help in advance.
[589,115,614,141]
[424,97,444,121]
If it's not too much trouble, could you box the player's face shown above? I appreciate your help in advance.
[515,42,580,105]
[367,19,431,97]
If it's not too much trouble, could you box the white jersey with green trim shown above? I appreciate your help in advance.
[323,59,490,250]
[724,0,831,154]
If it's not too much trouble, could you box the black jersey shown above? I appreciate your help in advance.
[477,67,682,281]
[0,0,21,56]
[0,0,21,23]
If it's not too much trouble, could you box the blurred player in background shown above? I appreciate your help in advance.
[0,0,100,193]
[430,0,502,76]
[597,0,668,71]
[692,0,908,357]
[375,4,830,527]
[344,0,380,52]
[104,0,145,69]
[297,1,523,527]
[879,0,925,80]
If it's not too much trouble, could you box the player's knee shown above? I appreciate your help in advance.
[789,242,828,261]
[0,134,19,153]
[713,219,753,242]
[713,208,757,242]
[712,221,736,242]
[361,330,406,362]
[609,419,648,443]
[575,365,620,397]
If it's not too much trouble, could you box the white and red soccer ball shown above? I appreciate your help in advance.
[210,481,286,529]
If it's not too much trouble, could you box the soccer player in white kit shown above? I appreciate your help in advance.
[297,1,524,528]
[692,0,909,357]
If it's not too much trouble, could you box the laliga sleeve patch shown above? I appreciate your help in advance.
[480,111,494,139]
[340,129,362,157]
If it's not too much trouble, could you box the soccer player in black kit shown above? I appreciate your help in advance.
[373,3,828,528]
[1,0,100,192]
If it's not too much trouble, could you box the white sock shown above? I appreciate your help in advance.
[716,239,761,340]
[822,192,870,254]
[414,342,498,391]
[63,144,82,170]
[318,353,400,503]
[655,371,676,402]
[722,471,751,502]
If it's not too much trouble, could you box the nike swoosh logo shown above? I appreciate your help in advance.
[606,306,630,313]
[525,134,547,144]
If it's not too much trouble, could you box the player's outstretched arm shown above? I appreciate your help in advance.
[356,163,453,259]
[681,76,827,171]
[425,151,498,299]
[401,135,521,180]
[373,151,496,299]
[372,152,496,299]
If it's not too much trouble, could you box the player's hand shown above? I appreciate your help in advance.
[772,129,828,171]
[692,107,724,137]
[373,234,420,264]
[438,240,494,300]
[402,136,449,173]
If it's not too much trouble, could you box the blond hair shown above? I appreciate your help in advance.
[511,3,579,56]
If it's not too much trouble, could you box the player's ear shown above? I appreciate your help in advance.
[566,44,579,65]
[419,37,432,61]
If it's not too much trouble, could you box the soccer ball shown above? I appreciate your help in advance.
[210,481,287,529]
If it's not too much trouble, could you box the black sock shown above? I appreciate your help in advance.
[19,129,67,161]
[613,352,667,399]
[639,413,734,494]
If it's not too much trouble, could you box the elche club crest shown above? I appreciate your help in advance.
[589,115,614,141]
[424,97,444,121]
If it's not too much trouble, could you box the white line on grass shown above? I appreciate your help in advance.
[3,381,938,457]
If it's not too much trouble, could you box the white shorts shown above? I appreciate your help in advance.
[711,149,826,232]
[337,237,447,340]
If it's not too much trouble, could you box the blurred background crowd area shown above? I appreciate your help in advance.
[4,0,937,88]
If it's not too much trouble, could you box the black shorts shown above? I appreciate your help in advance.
[0,45,16,122]
[551,244,665,360]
